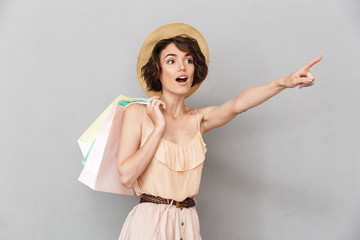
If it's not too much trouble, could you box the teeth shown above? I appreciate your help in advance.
[176,76,187,82]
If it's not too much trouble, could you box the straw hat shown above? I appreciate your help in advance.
[136,23,209,98]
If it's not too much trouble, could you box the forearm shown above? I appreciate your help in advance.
[234,77,287,112]
[118,127,164,188]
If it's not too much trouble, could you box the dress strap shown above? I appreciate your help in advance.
[194,108,200,131]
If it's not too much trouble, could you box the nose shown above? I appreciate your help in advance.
[178,61,185,71]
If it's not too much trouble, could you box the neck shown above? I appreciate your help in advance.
[159,91,187,119]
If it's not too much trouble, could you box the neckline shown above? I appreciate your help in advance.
[161,129,201,146]
[144,127,204,147]
[141,105,204,147]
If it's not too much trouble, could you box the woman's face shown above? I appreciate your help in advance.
[159,43,195,96]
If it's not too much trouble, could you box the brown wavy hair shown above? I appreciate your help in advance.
[141,34,208,92]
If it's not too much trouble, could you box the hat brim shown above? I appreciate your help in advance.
[136,23,209,98]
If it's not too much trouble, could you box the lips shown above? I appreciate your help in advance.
[175,75,188,82]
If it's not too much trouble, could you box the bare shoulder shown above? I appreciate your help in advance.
[196,106,217,118]
[195,106,218,122]
[125,102,145,112]
[123,103,147,128]
[186,105,208,118]
[193,99,243,134]
[192,106,217,135]
[125,102,147,117]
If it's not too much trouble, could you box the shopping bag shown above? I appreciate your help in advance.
[77,95,151,195]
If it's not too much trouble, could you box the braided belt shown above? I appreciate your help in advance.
[139,193,196,209]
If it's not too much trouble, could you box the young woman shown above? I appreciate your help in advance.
[117,23,322,240]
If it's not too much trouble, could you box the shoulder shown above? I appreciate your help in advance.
[123,103,147,125]
[186,106,215,135]
[194,106,216,120]
[125,102,146,113]
[185,105,202,117]
[193,106,219,135]
[185,105,217,119]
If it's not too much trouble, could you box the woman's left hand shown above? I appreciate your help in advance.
[283,56,322,89]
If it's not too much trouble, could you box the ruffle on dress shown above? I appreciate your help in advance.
[153,131,207,172]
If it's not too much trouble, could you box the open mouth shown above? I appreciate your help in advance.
[176,76,188,82]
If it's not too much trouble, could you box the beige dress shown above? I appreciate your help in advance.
[118,104,207,240]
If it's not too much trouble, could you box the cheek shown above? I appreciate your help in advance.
[160,63,169,73]
[161,68,171,79]
[159,66,173,81]
[190,66,195,77]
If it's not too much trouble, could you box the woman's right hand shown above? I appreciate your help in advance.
[146,96,166,133]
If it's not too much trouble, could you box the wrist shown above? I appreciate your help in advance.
[275,77,287,89]
[153,125,165,135]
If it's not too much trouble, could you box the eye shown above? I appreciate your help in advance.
[185,59,193,64]
[167,59,174,64]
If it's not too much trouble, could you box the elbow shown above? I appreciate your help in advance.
[121,178,134,189]
[234,99,248,114]
[118,164,135,189]
[119,173,134,189]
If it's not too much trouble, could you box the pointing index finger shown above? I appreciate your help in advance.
[304,56,322,70]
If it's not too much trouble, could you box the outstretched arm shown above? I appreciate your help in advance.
[200,56,322,134]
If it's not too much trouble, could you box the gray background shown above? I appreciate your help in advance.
[1,0,359,239]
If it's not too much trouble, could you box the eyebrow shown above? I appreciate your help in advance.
[164,53,192,59]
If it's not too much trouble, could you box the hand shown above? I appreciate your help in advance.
[146,96,166,131]
[283,56,322,89]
